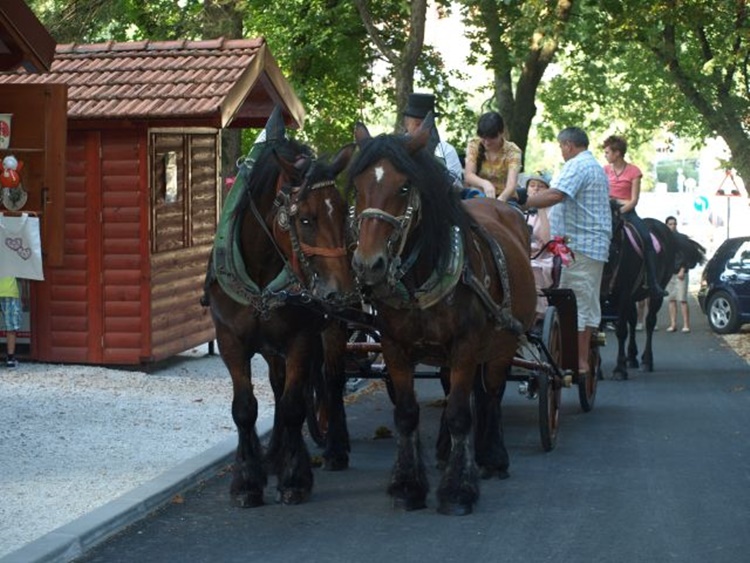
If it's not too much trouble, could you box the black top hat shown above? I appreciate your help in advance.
[404,93,439,118]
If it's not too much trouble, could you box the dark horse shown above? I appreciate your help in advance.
[347,115,536,515]
[203,108,356,506]
[603,202,705,379]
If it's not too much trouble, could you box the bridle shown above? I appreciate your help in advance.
[348,181,421,289]
[273,171,348,289]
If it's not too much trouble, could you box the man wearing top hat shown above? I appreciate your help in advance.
[403,93,464,186]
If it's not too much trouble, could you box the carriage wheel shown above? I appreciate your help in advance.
[577,333,601,412]
[305,374,328,448]
[539,306,562,451]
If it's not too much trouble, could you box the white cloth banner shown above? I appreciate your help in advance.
[0,213,44,280]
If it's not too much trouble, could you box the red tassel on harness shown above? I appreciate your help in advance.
[547,236,574,266]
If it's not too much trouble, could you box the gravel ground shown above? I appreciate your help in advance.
[0,344,274,559]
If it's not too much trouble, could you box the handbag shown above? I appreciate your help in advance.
[0,213,44,280]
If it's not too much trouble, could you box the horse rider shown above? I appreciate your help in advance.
[602,135,668,298]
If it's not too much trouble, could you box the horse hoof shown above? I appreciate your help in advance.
[232,490,264,508]
[276,487,311,505]
[437,501,473,516]
[479,466,509,480]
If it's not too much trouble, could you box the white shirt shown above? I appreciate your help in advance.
[435,141,463,184]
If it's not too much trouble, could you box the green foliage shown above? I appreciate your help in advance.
[29,0,205,43]
[539,0,750,154]
[241,0,374,153]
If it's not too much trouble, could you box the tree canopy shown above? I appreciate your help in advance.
[24,0,750,195]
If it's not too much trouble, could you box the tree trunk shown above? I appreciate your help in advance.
[480,0,574,157]
[354,0,426,133]
[717,126,750,197]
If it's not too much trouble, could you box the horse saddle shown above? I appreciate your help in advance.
[605,220,661,297]
[622,221,662,257]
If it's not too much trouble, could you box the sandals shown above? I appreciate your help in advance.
[666,326,676,332]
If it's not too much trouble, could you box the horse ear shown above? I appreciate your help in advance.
[354,122,371,146]
[405,111,433,155]
[272,149,303,183]
[265,106,286,142]
[330,143,357,177]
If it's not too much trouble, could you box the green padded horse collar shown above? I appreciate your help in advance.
[210,142,299,310]
[374,225,464,310]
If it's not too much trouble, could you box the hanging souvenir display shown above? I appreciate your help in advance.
[0,212,44,280]
[1,155,28,211]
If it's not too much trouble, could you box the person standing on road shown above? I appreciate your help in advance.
[520,127,612,377]
[664,215,691,333]
[0,276,20,367]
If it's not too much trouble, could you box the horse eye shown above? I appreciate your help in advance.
[399,183,410,195]
[299,216,314,227]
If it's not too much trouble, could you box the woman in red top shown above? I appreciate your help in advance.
[603,135,667,298]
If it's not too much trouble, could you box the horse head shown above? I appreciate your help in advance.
[348,113,465,289]
[271,143,358,305]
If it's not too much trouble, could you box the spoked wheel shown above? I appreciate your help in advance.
[539,306,562,451]
[305,372,328,448]
[578,331,601,412]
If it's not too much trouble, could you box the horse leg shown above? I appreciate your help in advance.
[436,360,484,516]
[613,313,629,380]
[472,362,509,480]
[435,366,451,470]
[641,297,661,372]
[273,338,314,505]
[383,341,428,511]
[217,327,267,508]
[263,354,286,473]
[626,305,640,369]
[321,323,351,471]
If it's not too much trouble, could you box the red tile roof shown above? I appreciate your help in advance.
[0,37,305,128]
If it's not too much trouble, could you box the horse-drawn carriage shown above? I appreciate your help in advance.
[202,107,702,515]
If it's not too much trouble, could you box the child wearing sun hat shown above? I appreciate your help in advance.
[524,171,554,320]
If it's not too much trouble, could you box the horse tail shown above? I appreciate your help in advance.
[673,231,706,269]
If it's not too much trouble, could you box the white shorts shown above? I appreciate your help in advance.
[560,252,604,331]
[667,273,688,302]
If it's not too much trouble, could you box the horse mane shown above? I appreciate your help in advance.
[347,133,472,274]
[235,138,314,217]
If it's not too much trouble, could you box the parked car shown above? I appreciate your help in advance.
[697,236,750,334]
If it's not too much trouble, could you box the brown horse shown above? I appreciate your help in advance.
[204,108,356,506]
[347,115,536,515]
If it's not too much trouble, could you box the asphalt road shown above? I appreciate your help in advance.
[75,302,750,563]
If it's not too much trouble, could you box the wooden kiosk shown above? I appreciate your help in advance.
[0,37,305,364]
